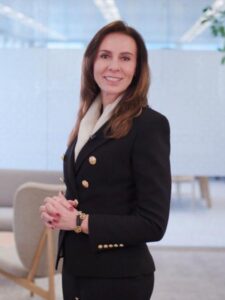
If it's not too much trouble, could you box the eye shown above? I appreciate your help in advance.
[100,53,109,59]
[121,56,131,61]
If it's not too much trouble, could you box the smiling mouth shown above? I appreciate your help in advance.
[104,76,122,82]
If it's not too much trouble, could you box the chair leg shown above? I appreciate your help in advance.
[191,179,196,208]
[47,229,55,300]
[198,176,212,208]
[27,229,47,282]
[176,182,182,200]
[30,280,34,297]
[0,228,56,300]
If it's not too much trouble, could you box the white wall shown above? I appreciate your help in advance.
[0,49,224,175]
[150,50,225,176]
[0,49,83,170]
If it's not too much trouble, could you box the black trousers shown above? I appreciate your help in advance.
[62,265,154,300]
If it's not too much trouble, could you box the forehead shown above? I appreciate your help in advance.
[98,32,137,53]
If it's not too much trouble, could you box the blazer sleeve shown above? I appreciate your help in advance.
[88,112,171,252]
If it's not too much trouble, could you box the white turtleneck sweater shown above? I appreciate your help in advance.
[74,95,121,161]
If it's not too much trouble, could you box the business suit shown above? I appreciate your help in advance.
[57,106,171,298]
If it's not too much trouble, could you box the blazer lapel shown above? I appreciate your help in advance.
[75,123,111,174]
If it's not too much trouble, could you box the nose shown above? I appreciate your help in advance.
[108,58,120,71]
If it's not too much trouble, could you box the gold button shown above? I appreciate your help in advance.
[82,180,89,188]
[89,156,97,165]
[98,244,103,250]
[103,244,109,249]
[113,244,119,248]
[109,244,113,248]
[119,244,124,247]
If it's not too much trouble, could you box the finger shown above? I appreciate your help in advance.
[45,203,61,217]
[68,199,79,207]
[44,221,55,230]
[44,195,76,215]
[39,205,46,213]
[51,220,60,229]
[44,196,63,207]
[58,193,78,209]
[45,196,62,208]
[41,211,55,223]
[43,196,55,204]
[56,194,75,211]
[40,203,61,218]
[40,210,56,229]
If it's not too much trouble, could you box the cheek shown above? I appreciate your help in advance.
[125,61,136,78]
[93,61,104,80]
[93,62,98,78]
[93,64,100,84]
[125,66,136,81]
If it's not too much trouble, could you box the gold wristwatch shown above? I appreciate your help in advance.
[74,211,87,233]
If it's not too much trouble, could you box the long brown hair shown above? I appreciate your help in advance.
[68,20,150,145]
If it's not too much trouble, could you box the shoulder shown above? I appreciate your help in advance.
[134,106,170,132]
[131,106,170,156]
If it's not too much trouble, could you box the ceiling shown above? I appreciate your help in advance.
[0,0,221,48]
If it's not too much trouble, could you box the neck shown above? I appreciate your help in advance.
[101,93,121,109]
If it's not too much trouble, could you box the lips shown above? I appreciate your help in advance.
[104,76,122,82]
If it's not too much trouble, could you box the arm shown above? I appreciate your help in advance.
[88,112,171,251]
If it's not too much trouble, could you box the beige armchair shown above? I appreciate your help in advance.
[0,182,65,300]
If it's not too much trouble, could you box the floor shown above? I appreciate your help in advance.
[0,247,224,300]
[154,178,225,248]
[152,247,225,300]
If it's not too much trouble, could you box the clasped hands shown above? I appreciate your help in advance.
[40,192,89,234]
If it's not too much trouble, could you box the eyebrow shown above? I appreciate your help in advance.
[99,49,135,56]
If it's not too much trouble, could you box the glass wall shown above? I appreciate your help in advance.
[1,0,224,171]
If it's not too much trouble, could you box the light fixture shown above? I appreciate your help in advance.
[0,3,66,41]
[93,0,121,22]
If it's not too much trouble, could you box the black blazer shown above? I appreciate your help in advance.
[56,106,171,277]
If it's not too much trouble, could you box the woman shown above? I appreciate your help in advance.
[40,20,171,300]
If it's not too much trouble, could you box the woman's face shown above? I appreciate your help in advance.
[93,32,137,103]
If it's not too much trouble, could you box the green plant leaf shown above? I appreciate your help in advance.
[219,26,225,36]
[207,5,225,65]
[203,6,211,13]
[211,26,218,36]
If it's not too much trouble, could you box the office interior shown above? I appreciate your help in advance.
[0,0,225,299]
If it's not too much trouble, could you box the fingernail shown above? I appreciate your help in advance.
[75,199,79,205]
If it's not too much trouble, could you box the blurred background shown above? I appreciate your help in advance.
[0,0,224,172]
[0,1,225,299]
